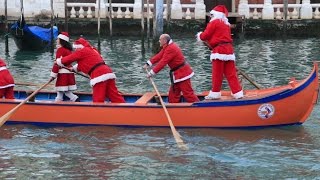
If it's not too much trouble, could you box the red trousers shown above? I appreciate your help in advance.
[211,60,242,94]
[92,79,125,103]
[168,79,199,103]
[0,87,14,99]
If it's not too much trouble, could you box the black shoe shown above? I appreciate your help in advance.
[75,97,80,102]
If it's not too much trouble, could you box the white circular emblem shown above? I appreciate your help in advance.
[257,104,275,119]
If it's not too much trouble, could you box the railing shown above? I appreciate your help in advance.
[65,1,202,19]
[0,0,205,20]
[239,0,320,20]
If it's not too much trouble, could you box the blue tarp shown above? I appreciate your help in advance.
[11,23,58,42]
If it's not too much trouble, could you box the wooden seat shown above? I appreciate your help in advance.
[135,92,156,105]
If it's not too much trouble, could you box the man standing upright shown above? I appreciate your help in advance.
[196,5,243,100]
[143,34,199,103]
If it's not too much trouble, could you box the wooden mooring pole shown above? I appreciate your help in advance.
[152,0,163,53]
[147,0,150,39]
[141,0,145,54]
[97,0,101,52]
[64,0,68,32]
[109,0,113,37]
[5,0,9,53]
[283,0,288,33]
[141,0,145,34]
[50,0,54,53]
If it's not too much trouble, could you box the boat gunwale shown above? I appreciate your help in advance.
[1,63,318,108]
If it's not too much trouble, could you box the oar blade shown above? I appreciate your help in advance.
[172,128,189,150]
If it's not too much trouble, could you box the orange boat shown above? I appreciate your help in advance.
[0,62,318,128]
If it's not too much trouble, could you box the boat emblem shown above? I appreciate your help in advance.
[257,104,275,119]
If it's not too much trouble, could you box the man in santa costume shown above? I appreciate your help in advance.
[196,5,243,100]
[143,34,199,103]
[0,58,15,99]
[55,37,125,103]
[50,32,79,102]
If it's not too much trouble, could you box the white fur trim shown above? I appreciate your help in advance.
[146,60,152,66]
[73,44,84,49]
[56,57,63,67]
[0,67,7,71]
[196,32,203,42]
[205,90,221,100]
[90,73,116,87]
[210,10,225,19]
[50,72,58,78]
[58,68,73,74]
[58,34,69,42]
[209,10,230,25]
[149,70,155,75]
[232,90,244,99]
[0,84,15,89]
[210,53,235,61]
[72,64,78,72]
[173,72,194,83]
[55,85,77,91]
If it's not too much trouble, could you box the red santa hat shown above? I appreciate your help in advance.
[210,5,228,18]
[73,37,91,49]
[57,32,70,42]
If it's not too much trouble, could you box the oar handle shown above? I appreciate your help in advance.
[62,67,90,79]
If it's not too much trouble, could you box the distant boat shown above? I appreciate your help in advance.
[10,14,58,51]
[0,63,318,128]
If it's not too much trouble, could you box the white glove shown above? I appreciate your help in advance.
[196,31,203,42]
[146,70,155,78]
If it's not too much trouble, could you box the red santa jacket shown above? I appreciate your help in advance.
[51,46,73,78]
[0,59,15,89]
[57,45,115,87]
[198,19,235,61]
[147,41,194,83]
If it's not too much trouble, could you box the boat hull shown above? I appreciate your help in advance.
[11,30,50,51]
[0,63,318,128]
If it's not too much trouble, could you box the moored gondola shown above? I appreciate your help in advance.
[10,14,58,51]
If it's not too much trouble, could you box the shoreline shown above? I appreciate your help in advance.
[1,17,320,37]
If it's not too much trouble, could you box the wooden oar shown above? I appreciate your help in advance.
[237,68,261,89]
[0,79,53,127]
[62,67,90,79]
[202,41,261,89]
[145,68,188,150]
[15,82,54,88]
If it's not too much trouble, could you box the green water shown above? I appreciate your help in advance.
[0,36,320,179]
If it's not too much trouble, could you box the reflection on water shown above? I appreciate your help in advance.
[0,36,320,178]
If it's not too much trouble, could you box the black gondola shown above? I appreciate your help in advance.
[10,14,58,51]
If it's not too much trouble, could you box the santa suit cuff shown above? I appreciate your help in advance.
[146,60,152,66]
[50,72,57,78]
[196,32,203,42]
[56,57,64,67]
[232,90,244,99]
[72,64,78,72]
[149,69,155,76]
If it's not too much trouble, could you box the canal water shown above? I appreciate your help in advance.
[0,36,320,179]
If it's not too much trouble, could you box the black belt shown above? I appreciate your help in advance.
[212,42,232,49]
[169,62,186,91]
[88,62,105,75]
